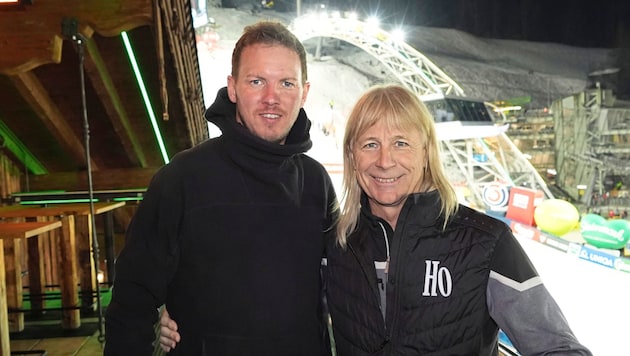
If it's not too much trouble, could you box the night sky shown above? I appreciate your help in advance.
[326,0,630,48]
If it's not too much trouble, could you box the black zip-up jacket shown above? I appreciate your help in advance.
[105,88,337,355]
[325,191,591,356]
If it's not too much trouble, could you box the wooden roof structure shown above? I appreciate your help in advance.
[0,0,208,194]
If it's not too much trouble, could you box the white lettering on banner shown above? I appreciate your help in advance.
[545,238,569,252]
[582,222,625,241]
[512,223,536,240]
[513,193,530,209]
[588,253,614,267]
[422,260,452,297]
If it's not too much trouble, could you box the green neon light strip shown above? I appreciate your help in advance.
[0,119,48,175]
[20,198,99,205]
[121,32,170,164]
[112,197,144,202]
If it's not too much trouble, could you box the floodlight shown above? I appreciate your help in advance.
[366,16,380,28]
[390,28,405,43]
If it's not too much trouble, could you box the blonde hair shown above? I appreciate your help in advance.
[336,84,459,247]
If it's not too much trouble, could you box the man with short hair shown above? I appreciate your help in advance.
[104,21,337,355]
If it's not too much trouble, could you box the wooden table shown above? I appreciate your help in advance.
[0,221,63,354]
[0,201,126,313]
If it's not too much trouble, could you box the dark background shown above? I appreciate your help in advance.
[225,0,630,97]
[338,0,629,48]
[332,0,630,98]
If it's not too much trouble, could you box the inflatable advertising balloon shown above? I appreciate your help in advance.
[533,199,580,236]
[580,214,630,250]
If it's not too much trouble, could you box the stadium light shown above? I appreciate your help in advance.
[390,28,406,43]
[366,16,380,28]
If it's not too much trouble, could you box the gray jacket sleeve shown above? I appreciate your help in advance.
[487,232,592,356]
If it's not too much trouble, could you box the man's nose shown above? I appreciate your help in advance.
[376,147,396,168]
[262,85,279,105]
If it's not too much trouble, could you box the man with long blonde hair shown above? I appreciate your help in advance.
[325,84,591,355]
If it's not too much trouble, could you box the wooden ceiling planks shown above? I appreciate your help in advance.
[0,0,208,193]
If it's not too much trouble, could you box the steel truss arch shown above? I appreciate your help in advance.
[291,15,465,99]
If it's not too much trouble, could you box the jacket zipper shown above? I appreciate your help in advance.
[377,222,392,353]
[347,242,389,343]
[384,205,411,352]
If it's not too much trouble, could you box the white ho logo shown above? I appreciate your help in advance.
[422,260,452,297]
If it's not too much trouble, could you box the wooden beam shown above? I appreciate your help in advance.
[9,72,98,170]
[0,34,63,76]
[0,0,152,75]
[83,36,148,168]
[23,167,160,191]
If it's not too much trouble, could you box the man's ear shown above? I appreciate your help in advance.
[227,75,237,103]
[301,81,311,107]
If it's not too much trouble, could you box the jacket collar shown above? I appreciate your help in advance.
[360,189,443,229]
[204,87,313,164]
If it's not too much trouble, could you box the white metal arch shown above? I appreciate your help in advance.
[291,14,465,100]
[291,14,553,209]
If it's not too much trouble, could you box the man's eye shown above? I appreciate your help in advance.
[395,141,409,147]
[282,81,295,88]
[363,142,378,149]
[250,79,262,86]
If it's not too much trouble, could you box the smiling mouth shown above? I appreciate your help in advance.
[261,113,280,119]
[374,176,398,183]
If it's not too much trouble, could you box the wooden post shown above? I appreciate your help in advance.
[58,215,80,329]
[26,217,48,315]
[0,239,11,356]
[75,214,96,311]
[3,238,24,332]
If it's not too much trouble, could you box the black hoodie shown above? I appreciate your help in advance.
[105,88,337,355]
